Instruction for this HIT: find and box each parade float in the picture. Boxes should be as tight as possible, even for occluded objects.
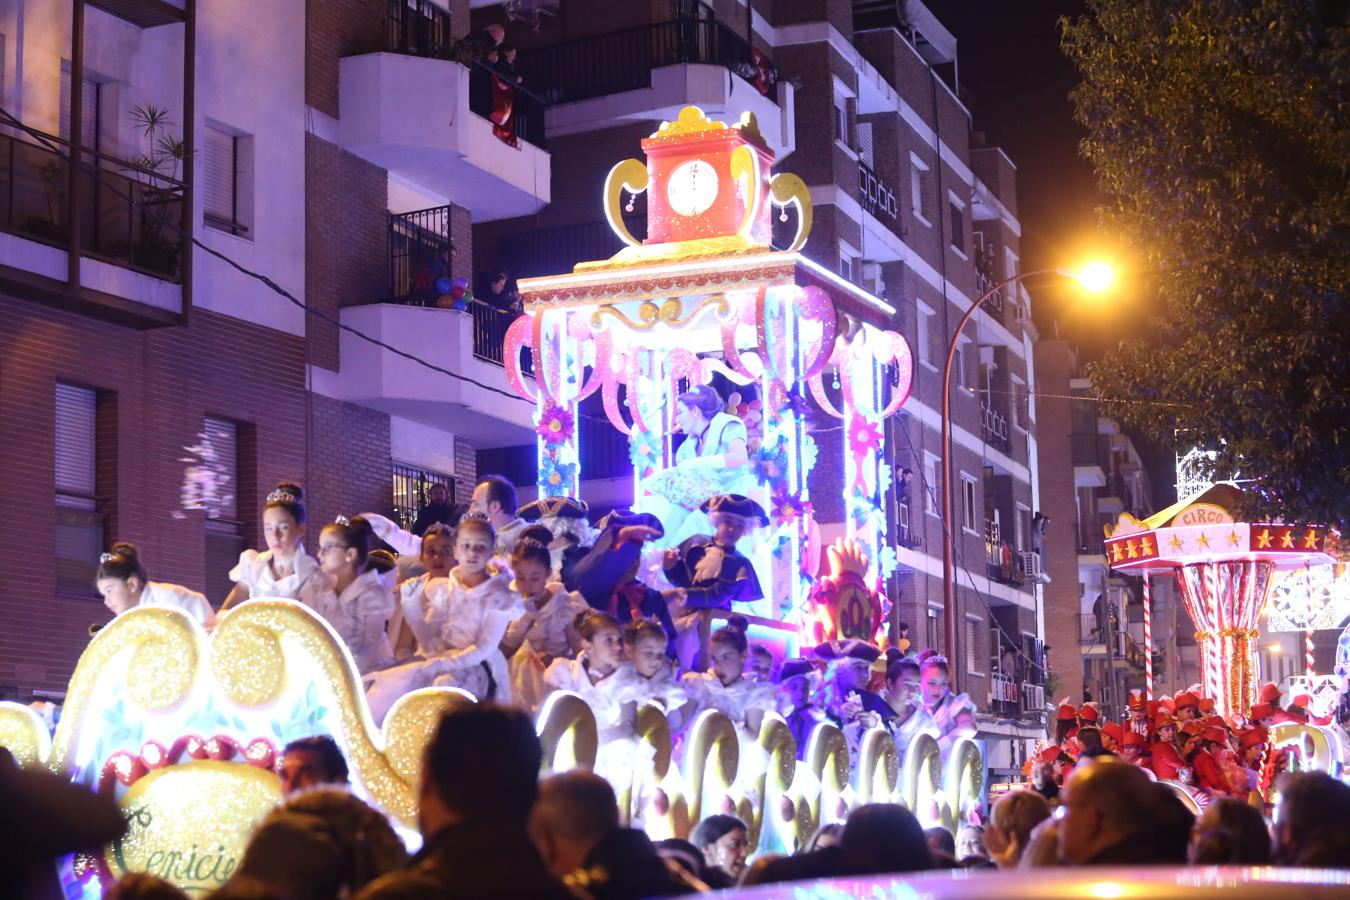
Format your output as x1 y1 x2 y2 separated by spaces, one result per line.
0 107 986 895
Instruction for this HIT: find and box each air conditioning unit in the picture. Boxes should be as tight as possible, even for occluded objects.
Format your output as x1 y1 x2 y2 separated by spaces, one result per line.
1022 682 1045 712
1020 551 1048 583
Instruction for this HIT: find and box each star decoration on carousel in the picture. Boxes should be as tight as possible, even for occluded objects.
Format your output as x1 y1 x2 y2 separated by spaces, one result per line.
1126 539 1139 559
1280 530 1295 549
1110 542 1124 562
1168 534 1184 552
1196 531 1211 550
1302 529 1318 549
1226 531 1240 548
1257 528 1273 548
1139 536 1154 555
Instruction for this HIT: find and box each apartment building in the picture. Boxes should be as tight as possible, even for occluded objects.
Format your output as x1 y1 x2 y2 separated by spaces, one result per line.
1035 339 1198 717
0 0 1048 771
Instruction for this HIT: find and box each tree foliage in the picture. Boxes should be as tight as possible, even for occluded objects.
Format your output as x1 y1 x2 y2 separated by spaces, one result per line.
1062 1 1349 528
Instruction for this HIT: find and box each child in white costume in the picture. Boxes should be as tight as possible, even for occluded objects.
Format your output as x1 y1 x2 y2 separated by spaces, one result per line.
500 535 588 712
310 516 396 674
95 542 217 629
222 483 326 611
605 618 691 730
365 516 520 721
542 610 624 730
385 522 456 662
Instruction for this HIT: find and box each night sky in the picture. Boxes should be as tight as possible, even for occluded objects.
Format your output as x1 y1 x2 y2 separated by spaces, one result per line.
930 1 1177 503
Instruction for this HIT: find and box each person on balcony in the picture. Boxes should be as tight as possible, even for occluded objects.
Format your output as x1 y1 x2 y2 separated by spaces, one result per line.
480 267 521 314
411 482 460 536
638 384 757 549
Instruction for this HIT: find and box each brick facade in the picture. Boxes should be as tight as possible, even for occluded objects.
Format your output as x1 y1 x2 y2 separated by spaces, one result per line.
305 394 393 531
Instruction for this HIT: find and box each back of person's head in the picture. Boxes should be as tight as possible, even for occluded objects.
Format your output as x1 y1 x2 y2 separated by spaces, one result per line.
804 822 843 852
1018 817 1061 868
1190 797 1270 865
1292 823 1350 868
96 541 149 584
106 873 188 899
424 704 541 825
654 837 705 878
534 770 619 849
1275 771 1350 862
843 804 933 874
276 789 408 888
991 789 1051 854
478 475 518 515
924 824 956 858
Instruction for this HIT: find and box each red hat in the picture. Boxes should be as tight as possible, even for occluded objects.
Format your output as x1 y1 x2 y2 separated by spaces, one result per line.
1158 697 1176 713
1127 690 1146 711
1123 730 1147 748
1250 702 1276 720
1179 721 1204 738
1057 702 1077 721
1204 726 1229 745
1040 745 1063 763
1239 728 1269 750
1154 710 1176 730
1079 704 1100 723
1260 682 1283 704
1102 721 1124 744
1175 692 1200 710
1206 715 1226 728
1292 694 1313 708
1199 697 1217 713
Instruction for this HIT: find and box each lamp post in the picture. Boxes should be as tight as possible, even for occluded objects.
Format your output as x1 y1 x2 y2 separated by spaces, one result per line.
940 264 1114 676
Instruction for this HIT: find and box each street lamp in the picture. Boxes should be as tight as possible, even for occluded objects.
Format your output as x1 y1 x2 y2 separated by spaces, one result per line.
940 264 1115 674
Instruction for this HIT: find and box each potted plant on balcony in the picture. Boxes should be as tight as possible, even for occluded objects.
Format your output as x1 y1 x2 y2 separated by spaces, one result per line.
122 104 190 278
23 159 68 244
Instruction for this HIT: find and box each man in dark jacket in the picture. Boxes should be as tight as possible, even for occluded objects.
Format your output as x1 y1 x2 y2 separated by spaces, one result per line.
570 510 678 650
530 771 685 899
411 482 459 536
1058 757 1173 865
354 705 572 899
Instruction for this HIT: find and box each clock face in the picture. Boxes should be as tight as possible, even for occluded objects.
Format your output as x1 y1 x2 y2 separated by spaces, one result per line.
666 159 720 217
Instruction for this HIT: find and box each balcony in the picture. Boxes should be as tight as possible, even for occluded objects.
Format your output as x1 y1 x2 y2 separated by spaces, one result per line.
975 259 1004 315
338 47 550 221
980 400 1011 454
984 523 1025 587
530 18 793 159
858 160 898 225
0 123 184 326
989 674 1018 719
497 220 627 281
1072 432 1109 487
328 302 536 448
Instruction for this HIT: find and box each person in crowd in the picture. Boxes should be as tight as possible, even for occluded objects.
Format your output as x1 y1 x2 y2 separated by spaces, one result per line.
651 838 714 889
223 483 325 610
107 874 188 899
517 496 593 585
312 516 396 673
386 522 455 661
1188 797 1271 864
689 814 749 887
543 610 624 728
1019 817 1062 868
805 822 842 852
956 825 989 865
1271 771 1350 866
1077 724 1104 755
1150 709 1188 781
776 658 822 759
1235 726 1268 791
1119 730 1149 766
529 771 686 899
1054 701 1078 745
355 705 571 899
468 475 528 556
1031 750 1064 804
1174 690 1201 721
1124 689 1150 737
748 645 774 682
278 735 350 797
1184 725 1241 795
365 515 520 718
571 511 678 651
983 788 1051 868
640 384 755 548
606 618 691 732
843 805 935 874
917 653 977 754
411 482 459 537
885 657 936 750
662 494 765 610
682 616 777 740
221 789 407 900
1058 757 1174 865
501 536 589 712
95 541 217 629
925 826 956 862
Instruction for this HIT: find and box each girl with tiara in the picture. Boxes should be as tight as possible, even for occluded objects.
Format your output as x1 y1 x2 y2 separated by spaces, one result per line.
542 610 623 728
222 483 325 610
95 542 217 629
500 535 589 712
605 618 692 732
310 515 397 674
386 522 455 662
365 515 520 721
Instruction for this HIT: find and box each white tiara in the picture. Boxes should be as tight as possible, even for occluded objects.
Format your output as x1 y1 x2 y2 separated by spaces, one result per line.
267 489 297 504
334 514 350 526
99 552 117 564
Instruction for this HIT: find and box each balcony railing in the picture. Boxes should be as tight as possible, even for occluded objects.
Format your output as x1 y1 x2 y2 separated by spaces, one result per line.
386 0 452 58
468 61 547 151
0 124 186 282
497 220 629 281
989 673 1019 719
985 522 1025 587
525 17 779 107
975 264 1003 314
858 160 897 223
1071 433 1110 469
389 205 452 304
980 400 1011 454
470 301 519 366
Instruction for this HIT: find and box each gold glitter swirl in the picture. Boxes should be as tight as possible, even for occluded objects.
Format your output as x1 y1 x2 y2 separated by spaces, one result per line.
635 702 672 780
902 732 943 818
211 620 285 707
0 701 52 767
769 172 813 252
383 688 476 784
857 726 900 805
682 710 739 824
537 691 599 774
942 737 984 832
752 715 797 850
49 607 206 774
808 723 850 801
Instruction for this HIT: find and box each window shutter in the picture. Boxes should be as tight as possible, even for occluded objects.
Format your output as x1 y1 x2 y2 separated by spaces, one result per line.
203 416 238 522
55 384 96 501
965 618 978 674
203 127 235 222
59 64 99 151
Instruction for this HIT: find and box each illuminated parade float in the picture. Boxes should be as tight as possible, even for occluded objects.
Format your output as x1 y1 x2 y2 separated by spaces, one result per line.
0 108 986 895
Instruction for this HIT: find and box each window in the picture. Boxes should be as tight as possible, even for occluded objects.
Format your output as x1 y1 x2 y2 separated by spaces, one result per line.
924 452 941 516
965 615 983 675
927 606 942 653
949 193 966 255
60 61 101 152
909 153 929 221
838 254 852 282
203 417 242 607
55 384 104 595
953 339 968 390
833 92 850 148
961 473 978 532
392 462 456 533
204 124 251 236
916 303 934 368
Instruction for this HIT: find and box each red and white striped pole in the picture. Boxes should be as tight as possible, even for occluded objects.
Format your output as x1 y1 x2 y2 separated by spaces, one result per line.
1305 563 1316 677
1142 575 1154 701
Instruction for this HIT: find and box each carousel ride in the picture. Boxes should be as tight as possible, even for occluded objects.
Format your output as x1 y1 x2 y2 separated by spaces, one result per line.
0 107 983 895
